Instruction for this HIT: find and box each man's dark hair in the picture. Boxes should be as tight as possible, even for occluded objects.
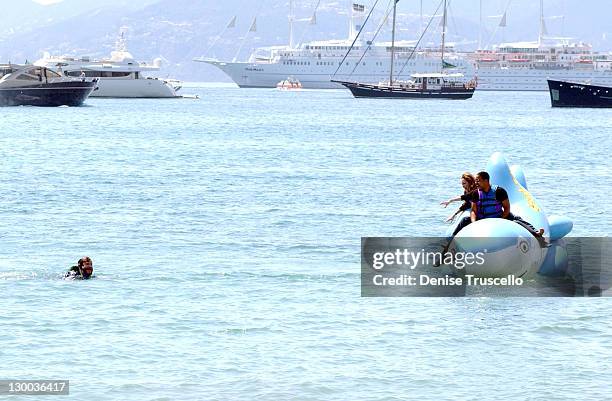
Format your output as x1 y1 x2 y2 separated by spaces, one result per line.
476 171 490 181
78 256 91 268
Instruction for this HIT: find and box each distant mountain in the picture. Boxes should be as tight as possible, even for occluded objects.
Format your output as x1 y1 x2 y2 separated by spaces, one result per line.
0 0 609 82
0 0 158 40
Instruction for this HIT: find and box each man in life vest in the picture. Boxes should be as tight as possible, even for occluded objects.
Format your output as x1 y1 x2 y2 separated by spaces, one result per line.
471 171 510 221
453 171 544 239
65 256 94 279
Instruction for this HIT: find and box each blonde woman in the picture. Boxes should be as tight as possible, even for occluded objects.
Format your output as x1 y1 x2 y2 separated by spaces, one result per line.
441 172 477 225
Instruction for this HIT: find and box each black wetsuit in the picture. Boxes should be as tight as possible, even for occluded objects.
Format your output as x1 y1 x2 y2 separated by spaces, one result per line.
64 265 92 279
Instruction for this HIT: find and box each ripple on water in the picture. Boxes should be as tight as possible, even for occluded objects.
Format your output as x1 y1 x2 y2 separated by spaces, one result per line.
0 88 611 400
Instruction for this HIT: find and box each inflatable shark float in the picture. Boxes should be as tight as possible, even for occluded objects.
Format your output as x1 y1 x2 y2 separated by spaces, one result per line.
446 152 573 278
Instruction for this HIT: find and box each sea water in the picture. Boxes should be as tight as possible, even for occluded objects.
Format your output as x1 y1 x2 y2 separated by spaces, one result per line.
1 84 611 400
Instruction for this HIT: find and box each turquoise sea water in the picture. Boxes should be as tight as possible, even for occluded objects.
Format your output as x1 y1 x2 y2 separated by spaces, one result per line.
1 84 611 400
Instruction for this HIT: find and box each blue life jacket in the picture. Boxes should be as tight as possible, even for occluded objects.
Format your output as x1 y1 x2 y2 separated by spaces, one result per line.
476 185 503 219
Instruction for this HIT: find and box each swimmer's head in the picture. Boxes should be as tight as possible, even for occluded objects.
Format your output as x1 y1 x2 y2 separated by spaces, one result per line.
78 256 93 279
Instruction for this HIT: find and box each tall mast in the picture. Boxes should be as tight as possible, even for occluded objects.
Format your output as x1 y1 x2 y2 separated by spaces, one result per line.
348 1 356 40
478 0 482 50
389 0 398 84
441 0 447 67
420 0 423 35
538 0 544 45
289 0 295 48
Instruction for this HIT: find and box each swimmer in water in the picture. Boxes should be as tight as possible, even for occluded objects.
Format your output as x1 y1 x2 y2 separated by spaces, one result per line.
65 256 94 279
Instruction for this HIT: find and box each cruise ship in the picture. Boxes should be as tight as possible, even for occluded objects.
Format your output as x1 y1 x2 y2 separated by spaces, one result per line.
197 2 612 91
470 40 612 91
199 41 472 89
196 3 473 89
35 31 182 98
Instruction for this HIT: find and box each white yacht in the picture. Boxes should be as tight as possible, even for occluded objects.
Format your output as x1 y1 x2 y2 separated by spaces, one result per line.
35 32 181 98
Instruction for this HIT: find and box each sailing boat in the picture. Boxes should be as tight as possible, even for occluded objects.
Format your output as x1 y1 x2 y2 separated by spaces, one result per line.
332 0 476 99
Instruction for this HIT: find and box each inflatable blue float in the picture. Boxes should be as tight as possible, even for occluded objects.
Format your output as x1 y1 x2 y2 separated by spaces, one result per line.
446 152 573 278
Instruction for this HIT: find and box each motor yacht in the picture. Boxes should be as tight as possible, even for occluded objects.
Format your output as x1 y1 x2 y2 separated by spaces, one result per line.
35 31 181 98
0 64 96 107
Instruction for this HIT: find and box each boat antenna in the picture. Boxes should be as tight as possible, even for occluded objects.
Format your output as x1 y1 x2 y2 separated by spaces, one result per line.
332 0 381 78
389 0 398 84
116 26 129 52
395 0 444 79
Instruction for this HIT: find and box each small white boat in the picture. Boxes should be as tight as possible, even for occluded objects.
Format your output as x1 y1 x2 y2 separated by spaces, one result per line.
276 77 302 90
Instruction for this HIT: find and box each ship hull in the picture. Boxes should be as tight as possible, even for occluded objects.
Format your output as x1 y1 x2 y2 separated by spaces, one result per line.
202 59 612 91
477 69 612 91
0 81 96 107
335 81 475 99
547 79 612 108
205 60 370 89
202 59 473 90
90 78 178 98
